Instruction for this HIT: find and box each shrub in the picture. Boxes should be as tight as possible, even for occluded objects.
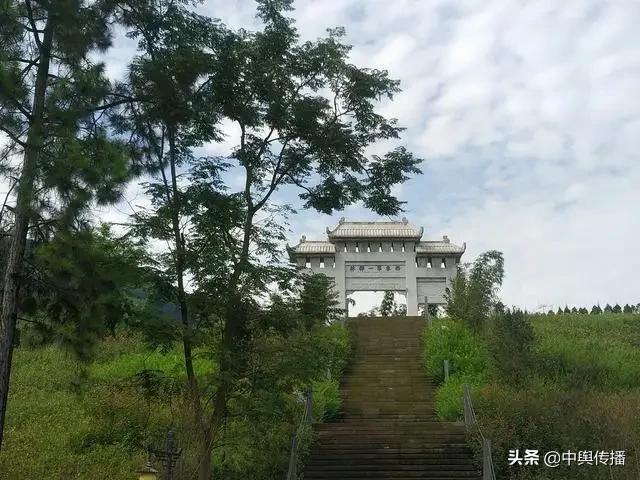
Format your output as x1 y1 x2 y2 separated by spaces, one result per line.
477 384 640 479
489 309 535 381
446 250 504 332
435 373 486 421
424 319 489 382
313 378 342 421
424 319 490 420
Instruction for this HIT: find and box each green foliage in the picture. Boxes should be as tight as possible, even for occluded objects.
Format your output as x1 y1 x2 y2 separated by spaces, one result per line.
0 345 143 480
477 384 640 479
380 291 394 317
298 274 344 327
1 318 350 480
445 250 504 332
212 318 350 479
424 308 640 478
0 0 136 220
590 304 602 314
434 373 482 421
424 319 489 384
531 312 640 389
312 377 343 421
489 309 535 381
424 318 489 420
18 226 154 358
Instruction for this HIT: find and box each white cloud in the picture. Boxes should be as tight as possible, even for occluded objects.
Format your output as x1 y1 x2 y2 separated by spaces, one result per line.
5 0 636 310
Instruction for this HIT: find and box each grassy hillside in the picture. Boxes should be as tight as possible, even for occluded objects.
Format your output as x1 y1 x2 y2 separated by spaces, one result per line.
424 312 640 479
0 326 349 480
533 313 640 388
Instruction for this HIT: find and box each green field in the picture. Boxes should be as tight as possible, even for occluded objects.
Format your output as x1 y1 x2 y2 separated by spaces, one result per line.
424 312 640 479
0 326 348 480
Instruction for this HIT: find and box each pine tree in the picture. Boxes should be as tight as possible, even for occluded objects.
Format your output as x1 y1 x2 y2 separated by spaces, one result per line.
623 304 633 314
0 0 132 448
590 305 602 314
563 306 571 314
571 306 578 314
110 3 226 474
380 291 395 317
557 307 563 315
604 304 613 313
612 303 622 314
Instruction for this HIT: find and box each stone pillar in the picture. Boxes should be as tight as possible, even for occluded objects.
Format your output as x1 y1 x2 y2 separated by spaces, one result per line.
404 243 418 316
334 246 347 317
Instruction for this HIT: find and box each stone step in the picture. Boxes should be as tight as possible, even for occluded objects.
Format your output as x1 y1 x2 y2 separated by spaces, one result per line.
304 472 479 479
302 316 478 480
316 424 464 433
305 464 477 471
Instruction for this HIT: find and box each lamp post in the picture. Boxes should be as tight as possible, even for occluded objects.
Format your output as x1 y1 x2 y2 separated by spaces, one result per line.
137 462 158 480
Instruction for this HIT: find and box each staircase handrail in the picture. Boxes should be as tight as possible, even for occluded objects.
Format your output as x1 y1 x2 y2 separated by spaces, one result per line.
286 384 314 480
463 383 496 480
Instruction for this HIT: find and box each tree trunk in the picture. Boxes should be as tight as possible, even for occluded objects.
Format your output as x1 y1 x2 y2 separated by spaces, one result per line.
166 129 196 383
165 129 211 480
201 201 255 479
0 10 55 451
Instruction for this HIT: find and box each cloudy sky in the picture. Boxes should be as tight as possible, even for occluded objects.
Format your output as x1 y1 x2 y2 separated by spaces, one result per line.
5 0 640 311
201 0 639 311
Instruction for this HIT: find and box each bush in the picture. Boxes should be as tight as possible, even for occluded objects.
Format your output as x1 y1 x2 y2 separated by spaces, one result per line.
477 384 640 479
435 373 486 421
2 320 351 480
424 319 489 420
424 319 489 382
313 378 342 421
489 309 535 381
446 250 504 332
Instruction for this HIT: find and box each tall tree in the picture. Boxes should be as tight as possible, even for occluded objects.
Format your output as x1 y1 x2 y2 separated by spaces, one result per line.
446 250 504 331
111 1 225 475
155 2 419 477
0 0 134 448
116 1 420 477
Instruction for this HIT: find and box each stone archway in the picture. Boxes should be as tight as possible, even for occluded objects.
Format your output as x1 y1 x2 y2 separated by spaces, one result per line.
287 219 466 316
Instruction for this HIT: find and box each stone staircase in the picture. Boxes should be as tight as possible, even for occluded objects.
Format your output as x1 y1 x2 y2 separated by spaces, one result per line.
303 316 480 480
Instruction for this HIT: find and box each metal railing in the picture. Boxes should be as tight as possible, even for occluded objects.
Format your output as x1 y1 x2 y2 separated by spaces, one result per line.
286 385 314 480
463 383 496 480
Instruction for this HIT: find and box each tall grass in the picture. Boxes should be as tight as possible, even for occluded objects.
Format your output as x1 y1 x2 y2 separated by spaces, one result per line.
423 318 489 420
531 313 640 389
0 345 143 480
423 312 640 478
0 323 350 480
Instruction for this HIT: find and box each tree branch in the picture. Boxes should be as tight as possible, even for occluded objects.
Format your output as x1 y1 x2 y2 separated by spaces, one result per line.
24 0 42 50
0 125 27 148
